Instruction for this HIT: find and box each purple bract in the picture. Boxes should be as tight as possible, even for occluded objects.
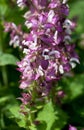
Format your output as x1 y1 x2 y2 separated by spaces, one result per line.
5 0 79 97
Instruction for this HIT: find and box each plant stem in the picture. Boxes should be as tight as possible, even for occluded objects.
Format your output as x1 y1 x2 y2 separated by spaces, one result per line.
1 66 8 87
0 25 8 87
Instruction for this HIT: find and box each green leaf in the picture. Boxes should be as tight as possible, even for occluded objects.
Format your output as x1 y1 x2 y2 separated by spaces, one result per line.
36 101 67 130
0 53 19 66
9 105 26 128
29 124 37 130
69 1 84 33
0 96 10 104
51 106 68 130
0 0 9 16
36 101 56 130
62 74 84 100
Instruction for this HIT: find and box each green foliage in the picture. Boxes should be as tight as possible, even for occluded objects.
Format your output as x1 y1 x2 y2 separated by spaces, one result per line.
61 74 84 101
4 100 68 130
58 74 84 129
37 101 67 130
69 0 84 33
9 105 27 128
37 101 56 130
0 53 19 66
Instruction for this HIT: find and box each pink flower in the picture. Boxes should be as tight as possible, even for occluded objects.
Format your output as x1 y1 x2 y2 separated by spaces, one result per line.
69 125 77 130
5 0 79 97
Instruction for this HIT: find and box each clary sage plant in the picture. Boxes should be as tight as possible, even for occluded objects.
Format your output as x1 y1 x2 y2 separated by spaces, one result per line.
4 0 79 129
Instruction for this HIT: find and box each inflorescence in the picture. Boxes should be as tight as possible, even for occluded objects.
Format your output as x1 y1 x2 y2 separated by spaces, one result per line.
5 0 79 104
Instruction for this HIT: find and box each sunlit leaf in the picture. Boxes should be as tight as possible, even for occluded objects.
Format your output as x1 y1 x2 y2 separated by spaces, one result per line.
69 1 84 33
37 101 67 130
0 53 19 66
36 101 56 130
9 105 26 128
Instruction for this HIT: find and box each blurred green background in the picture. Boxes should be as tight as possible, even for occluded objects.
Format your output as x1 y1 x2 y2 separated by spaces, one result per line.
0 0 84 130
